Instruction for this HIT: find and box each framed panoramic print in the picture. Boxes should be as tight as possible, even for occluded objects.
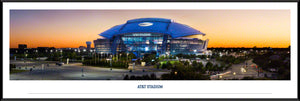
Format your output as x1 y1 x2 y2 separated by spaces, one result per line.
2 1 298 100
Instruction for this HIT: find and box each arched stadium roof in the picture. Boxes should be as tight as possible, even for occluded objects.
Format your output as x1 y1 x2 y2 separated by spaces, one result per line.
99 18 205 39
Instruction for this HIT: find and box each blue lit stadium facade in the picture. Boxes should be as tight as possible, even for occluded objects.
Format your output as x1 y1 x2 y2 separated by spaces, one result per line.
94 18 209 57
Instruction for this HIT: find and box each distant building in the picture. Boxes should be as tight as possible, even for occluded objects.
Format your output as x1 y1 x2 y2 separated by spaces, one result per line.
37 47 55 53
79 46 86 52
86 41 91 52
18 44 27 49
79 46 86 49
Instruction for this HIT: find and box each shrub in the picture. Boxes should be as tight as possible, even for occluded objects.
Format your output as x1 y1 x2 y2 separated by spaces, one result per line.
10 64 16 71
123 75 129 80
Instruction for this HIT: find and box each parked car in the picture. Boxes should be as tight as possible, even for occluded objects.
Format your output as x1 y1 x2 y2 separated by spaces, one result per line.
56 62 64 66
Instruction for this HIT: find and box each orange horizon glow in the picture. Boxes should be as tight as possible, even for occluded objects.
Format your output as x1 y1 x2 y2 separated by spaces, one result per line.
10 10 290 48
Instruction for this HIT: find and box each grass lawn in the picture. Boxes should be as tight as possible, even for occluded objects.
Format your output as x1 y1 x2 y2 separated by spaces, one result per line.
160 60 179 65
82 65 128 69
10 69 28 74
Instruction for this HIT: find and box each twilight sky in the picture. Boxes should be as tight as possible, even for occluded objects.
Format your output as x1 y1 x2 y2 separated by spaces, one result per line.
10 10 290 48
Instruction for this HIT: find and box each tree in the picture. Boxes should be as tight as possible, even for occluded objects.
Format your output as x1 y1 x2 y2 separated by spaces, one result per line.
162 63 167 69
156 63 161 69
242 77 255 80
150 73 157 80
123 75 129 80
166 61 172 70
184 61 189 66
71 52 77 59
158 55 165 61
220 63 226 71
233 59 240 64
192 61 198 68
142 54 156 64
129 75 136 80
205 62 213 71
10 64 16 71
213 64 219 71
197 62 204 72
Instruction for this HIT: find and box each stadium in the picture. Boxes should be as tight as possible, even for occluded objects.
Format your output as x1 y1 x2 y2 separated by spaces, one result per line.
94 18 209 58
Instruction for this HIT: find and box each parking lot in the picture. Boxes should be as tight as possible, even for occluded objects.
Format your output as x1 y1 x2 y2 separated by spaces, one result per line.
210 59 260 80
10 60 170 80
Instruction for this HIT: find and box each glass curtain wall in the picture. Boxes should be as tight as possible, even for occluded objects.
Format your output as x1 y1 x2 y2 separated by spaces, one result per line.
119 33 164 57
94 39 111 54
170 38 204 55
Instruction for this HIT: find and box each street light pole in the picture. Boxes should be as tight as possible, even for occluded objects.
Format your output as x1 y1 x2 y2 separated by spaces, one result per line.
110 55 112 67
127 53 129 62
116 53 118 61
60 50 63 62
25 52 27 69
